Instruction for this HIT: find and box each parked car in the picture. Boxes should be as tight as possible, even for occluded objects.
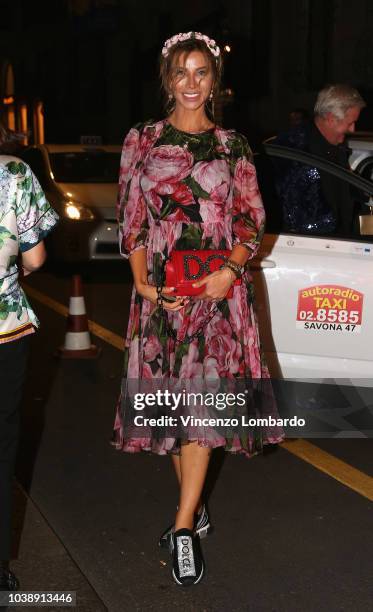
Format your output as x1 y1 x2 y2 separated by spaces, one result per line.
253 144 373 387
21 144 122 261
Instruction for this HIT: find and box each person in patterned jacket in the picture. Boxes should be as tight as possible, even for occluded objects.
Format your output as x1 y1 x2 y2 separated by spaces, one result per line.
0 122 58 591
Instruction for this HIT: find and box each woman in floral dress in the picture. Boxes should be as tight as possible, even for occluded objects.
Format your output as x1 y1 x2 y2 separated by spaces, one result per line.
113 32 284 586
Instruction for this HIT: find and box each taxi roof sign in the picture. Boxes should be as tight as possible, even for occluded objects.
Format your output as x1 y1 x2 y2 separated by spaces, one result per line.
80 135 103 145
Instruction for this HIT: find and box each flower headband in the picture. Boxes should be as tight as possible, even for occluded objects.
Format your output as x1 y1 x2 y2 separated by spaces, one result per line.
161 31 220 59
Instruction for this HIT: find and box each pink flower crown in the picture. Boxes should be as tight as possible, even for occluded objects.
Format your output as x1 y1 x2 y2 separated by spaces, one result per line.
161 31 220 59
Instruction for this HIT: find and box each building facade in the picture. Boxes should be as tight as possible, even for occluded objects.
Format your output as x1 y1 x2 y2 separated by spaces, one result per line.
1 0 372 147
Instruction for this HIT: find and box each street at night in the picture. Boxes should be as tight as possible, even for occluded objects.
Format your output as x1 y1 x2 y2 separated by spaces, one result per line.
2 1 373 610
7 263 372 611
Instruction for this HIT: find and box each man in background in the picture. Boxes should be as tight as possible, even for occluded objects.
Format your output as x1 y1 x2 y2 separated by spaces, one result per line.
274 84 366 235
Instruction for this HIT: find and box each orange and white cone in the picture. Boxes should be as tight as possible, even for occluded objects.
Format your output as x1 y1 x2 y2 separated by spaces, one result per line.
59 275 100 359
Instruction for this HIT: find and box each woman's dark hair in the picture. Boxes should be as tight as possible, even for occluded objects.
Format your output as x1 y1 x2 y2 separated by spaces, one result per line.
0 120 25 153
159 38 223 115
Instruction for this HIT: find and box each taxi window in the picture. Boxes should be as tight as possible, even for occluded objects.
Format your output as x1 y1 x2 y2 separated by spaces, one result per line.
256 148 373 241
49 151 120 183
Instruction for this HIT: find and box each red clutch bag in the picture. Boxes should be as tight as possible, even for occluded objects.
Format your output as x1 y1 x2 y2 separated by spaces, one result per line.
165 250 241 299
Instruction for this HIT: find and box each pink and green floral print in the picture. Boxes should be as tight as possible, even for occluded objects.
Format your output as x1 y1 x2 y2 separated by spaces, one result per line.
113 120 284 456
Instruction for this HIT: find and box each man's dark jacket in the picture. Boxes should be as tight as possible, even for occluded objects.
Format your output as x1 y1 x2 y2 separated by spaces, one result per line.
274 122 355 235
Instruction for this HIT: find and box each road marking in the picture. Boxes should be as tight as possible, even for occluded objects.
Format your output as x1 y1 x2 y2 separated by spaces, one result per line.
23 284 373 502
281 439 373 502
23 284 124 351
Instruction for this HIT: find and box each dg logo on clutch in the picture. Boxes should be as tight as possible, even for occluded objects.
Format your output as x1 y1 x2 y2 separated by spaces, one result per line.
183 253 227 281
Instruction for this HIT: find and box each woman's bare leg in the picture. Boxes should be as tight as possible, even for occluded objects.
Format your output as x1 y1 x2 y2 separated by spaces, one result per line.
171 453 204 517
171 454 204 513
174 442 211 531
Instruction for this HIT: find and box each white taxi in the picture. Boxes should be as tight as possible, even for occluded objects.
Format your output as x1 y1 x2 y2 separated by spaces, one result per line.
21 144 122 261
254 144 373 384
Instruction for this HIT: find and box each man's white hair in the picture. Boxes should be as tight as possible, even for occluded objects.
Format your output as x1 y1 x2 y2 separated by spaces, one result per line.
314 84 366 120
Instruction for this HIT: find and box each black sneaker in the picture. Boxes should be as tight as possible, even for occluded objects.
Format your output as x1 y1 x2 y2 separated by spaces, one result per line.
0 569 19 591
158 504 211 549
170 528 204 587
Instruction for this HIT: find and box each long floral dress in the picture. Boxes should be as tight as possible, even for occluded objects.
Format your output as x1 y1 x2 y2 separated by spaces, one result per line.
113 119 284 456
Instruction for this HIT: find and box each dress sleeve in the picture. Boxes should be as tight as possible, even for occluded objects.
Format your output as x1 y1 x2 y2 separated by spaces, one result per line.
12 161 59 253
117 125 149 259
231 134 265 260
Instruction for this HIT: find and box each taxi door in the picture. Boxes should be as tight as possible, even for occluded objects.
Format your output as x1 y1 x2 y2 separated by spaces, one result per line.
251 233 373 379
253 144 373 381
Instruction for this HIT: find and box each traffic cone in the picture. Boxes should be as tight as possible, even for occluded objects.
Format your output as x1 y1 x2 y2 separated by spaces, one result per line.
59 275 101 359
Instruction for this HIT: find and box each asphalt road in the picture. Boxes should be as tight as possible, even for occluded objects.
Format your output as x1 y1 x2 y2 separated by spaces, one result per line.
10 261 373 612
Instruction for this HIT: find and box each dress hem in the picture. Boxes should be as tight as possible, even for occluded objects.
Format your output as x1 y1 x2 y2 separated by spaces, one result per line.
111 433 285 458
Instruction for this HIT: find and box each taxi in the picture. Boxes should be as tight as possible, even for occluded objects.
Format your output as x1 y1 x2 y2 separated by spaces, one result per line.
253 144 373 383
21 144 122 261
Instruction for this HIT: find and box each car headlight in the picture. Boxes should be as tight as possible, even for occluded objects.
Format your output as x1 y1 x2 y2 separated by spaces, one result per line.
64 202 95 221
